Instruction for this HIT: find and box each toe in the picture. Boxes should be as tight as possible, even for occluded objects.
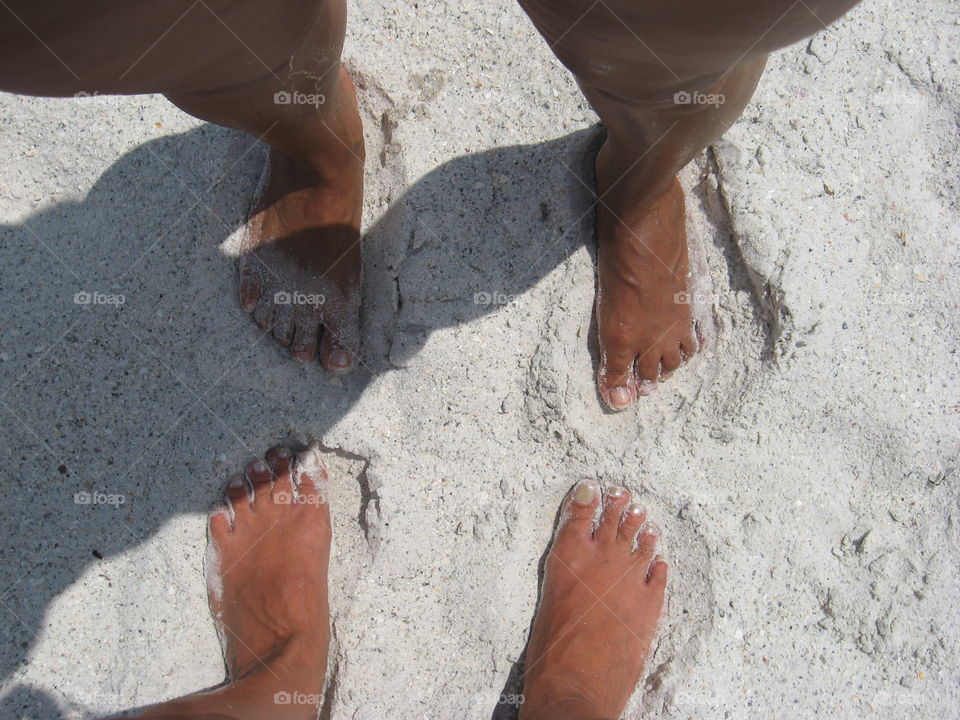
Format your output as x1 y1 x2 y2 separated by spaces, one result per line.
647 555 668 589
238 257 262 313
635 352 661 384
272 306 295 347
245 459 274 505
266 446 293 477
594 486 630 543
296 461 330 515
617 502 646 545
635 520 661 566
661 347 683 375
693 321 707 351
557 480 601 538
208 501 233 538
290 318 319 363
245 458 273 484
679 330 699 360
597 344 639 412
319 329 355 375
271 462 296 506
224 474 252 517
253 295 274 331
291 449 329 492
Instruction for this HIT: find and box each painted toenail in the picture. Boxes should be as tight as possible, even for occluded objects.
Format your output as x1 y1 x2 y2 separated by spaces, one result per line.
252 460 268 473
330 349 352 368
228 477 245 488
627 503 645 517
573 480 599 506
608 387 633 408
607 486 627 499
640 520 660 537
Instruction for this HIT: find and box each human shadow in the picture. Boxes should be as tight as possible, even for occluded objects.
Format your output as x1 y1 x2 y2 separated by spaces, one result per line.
0 119 601 718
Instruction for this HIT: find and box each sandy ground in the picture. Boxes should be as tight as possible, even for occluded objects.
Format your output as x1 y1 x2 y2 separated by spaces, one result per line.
1 0 958 718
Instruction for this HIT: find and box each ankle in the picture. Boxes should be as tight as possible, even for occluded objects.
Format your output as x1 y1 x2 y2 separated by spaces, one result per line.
520 697 614 720
520 676 618 720
596 141 678 215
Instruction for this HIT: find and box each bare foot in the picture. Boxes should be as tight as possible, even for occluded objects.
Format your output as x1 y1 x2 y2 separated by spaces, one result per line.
595 141 700 410
142 448 333 719
520 482 667 720
239 67 364 374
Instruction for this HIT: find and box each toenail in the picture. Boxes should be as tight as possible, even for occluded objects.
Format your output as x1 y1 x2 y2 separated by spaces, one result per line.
228 477 245 489
607 486 627 499
573 480 599 506
252 460 268 473
627 503 645 517
275 447 292 458
608 387 633 408
640 520 660 537
329 349 352 369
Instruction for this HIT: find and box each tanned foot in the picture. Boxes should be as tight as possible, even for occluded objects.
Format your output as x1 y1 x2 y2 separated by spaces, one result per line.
239 67 364 374
520 481 667 720
595 140 700 410
157 448 333 719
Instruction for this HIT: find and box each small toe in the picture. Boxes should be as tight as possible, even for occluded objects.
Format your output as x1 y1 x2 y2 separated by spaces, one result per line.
595 486 630 542
296 465 329 509
679 332 699 360
208 502 233 538
647 555 668 588
617 502 646 545
635 520 660 564
693 321 707 351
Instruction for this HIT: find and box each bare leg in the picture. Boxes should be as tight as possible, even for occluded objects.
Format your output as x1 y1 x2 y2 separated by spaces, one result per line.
519 482 667 719
0 0 363 372
518 0 861 410
127 449 332 720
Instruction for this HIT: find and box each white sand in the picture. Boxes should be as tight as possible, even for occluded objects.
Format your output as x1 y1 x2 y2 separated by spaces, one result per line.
0 0 957 718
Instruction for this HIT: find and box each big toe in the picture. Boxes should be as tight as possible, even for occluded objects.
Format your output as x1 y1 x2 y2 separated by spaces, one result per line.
556 480 601 542
598 341 639 412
